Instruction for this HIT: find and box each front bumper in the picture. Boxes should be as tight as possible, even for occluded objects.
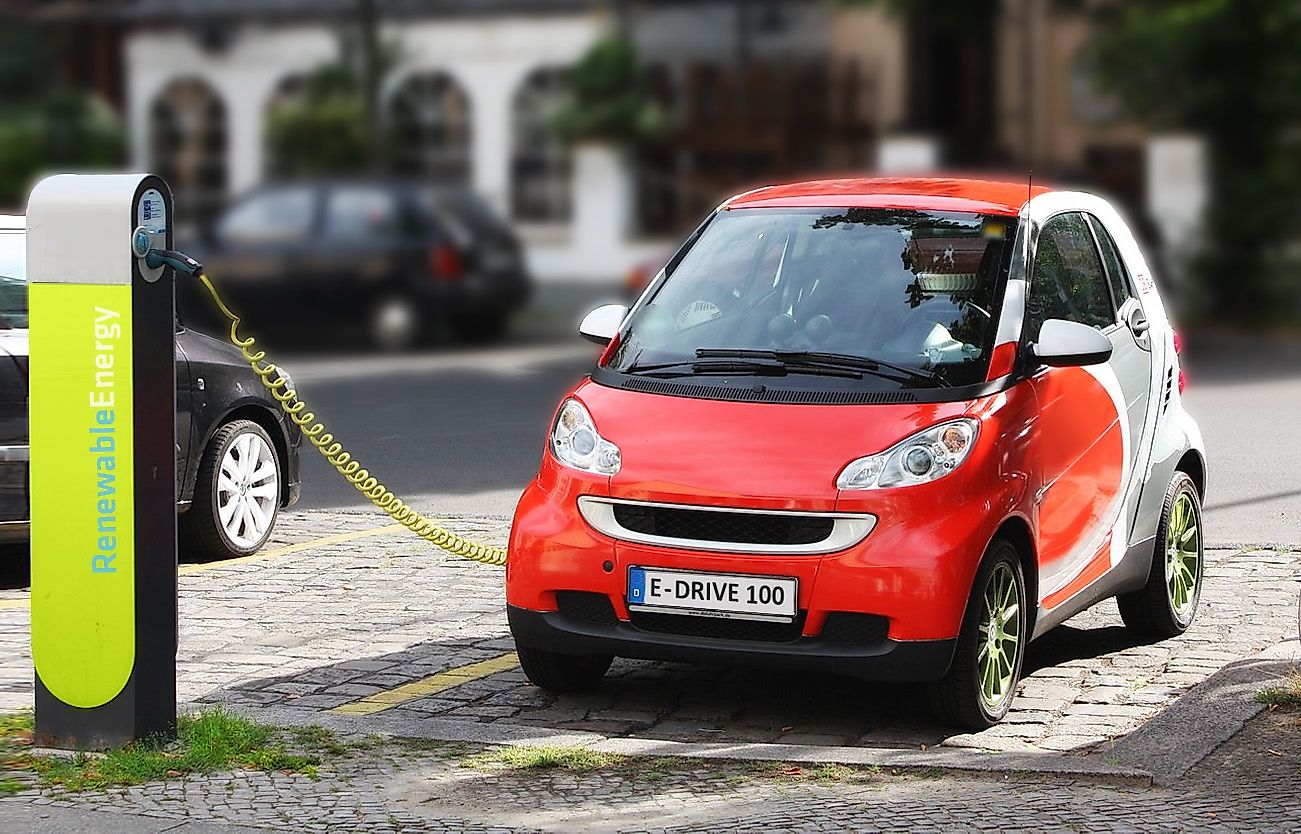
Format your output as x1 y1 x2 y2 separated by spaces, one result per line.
508 604 955 682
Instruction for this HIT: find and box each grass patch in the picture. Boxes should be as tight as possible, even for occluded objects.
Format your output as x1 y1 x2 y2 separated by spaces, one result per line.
0 710 33 743
462 745 622 773
461 745 897 788
1256 670 1301 709
4 708 342 792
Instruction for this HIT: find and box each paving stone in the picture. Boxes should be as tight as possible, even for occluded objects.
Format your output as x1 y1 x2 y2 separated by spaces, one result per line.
1 509 1298 832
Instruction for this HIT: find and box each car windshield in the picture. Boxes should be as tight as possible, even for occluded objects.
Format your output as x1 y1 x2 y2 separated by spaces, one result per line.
606 207 1017 389
0 230 27 329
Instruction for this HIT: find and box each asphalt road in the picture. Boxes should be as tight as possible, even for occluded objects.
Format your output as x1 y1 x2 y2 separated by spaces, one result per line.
285 333 1301 548
285 341 595 518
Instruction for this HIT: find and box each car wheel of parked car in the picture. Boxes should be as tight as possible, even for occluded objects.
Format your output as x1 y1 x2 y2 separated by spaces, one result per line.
1118 472 1203 639
370 293 424 352
181 419 281 561
516 645 613 692
927 538 1027 730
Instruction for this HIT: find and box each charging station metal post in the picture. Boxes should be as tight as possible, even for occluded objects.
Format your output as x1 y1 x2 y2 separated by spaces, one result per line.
27 174 178 749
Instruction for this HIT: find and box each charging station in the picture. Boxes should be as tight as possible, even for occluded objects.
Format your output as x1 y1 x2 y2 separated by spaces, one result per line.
27 174 178 749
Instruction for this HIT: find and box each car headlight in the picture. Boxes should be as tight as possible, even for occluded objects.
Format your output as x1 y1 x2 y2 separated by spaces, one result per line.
550 398 621 475
274 365 295 394
836 418 978 490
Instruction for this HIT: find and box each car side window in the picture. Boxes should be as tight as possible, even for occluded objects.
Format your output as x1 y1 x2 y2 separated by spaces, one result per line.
1087 215 1135 309
1026 212 1115 341
0 231 27 329
322 188 400 241
218 188 315 245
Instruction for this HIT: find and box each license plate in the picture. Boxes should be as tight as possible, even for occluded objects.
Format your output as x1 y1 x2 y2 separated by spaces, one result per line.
626 567 798 622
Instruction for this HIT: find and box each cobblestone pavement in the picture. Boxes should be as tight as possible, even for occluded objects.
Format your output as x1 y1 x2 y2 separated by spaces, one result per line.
3 508 1301 830
6 704 1301 833
2 509 1299 757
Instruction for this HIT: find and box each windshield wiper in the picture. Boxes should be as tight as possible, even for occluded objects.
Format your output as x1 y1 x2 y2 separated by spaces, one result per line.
695 348 951 387
622 356 860 379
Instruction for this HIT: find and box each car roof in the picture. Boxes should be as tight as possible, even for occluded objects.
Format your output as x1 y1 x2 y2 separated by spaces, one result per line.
725 177 1052 217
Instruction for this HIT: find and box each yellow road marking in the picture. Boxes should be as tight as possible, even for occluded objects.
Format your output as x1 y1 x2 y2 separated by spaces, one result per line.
0 522 407 612
330 652 519 716
178 522 404 575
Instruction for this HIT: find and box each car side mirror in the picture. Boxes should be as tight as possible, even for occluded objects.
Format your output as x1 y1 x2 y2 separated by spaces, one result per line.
1032 319 1113 367
578 304 628 346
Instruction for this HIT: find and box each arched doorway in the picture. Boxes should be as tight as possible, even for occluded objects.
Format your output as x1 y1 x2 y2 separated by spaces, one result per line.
149 77 228 229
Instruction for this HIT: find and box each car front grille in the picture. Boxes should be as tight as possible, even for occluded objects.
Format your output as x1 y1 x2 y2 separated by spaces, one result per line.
611 503 835 547
627 610 807 643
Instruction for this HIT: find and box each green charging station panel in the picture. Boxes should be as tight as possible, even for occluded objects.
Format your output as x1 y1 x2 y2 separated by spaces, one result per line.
27 174 177 750
30 283 137 708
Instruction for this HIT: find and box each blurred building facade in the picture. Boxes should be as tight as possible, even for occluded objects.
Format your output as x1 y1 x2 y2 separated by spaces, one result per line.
21 0 1202 283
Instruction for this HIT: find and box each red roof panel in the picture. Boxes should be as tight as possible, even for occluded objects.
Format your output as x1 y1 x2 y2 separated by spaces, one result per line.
726 176 1051 217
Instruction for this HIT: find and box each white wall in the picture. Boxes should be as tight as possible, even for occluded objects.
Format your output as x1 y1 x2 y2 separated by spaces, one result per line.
384 15 602 217
125 15 676 284
126 26 338 194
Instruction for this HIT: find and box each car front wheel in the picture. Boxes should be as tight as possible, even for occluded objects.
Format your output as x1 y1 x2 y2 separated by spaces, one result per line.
927 537 1027 730
516 645 612 692
181 419 281 561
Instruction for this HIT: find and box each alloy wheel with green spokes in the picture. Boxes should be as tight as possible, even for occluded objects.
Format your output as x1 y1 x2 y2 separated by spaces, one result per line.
977 561 1022 711
1164 492 1201 622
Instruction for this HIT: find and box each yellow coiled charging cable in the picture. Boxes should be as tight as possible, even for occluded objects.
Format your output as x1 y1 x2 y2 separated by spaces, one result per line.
196 271 509 567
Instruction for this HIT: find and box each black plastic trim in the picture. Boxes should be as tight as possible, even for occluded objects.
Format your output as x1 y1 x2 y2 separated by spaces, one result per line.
1031 535 1157 639
591 364 1021 405
508 605 956 682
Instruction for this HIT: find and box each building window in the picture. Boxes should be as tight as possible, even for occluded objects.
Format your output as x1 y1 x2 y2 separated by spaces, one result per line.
149 77 228 229
510 67 571 223
387 71 472 184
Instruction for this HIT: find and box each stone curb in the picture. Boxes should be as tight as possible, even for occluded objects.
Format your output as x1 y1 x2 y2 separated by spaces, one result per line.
1107 638 1300 784
216 702 1154 787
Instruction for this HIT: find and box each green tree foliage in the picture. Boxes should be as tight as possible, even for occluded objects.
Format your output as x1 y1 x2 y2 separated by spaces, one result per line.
1088 0 1301 321
552 36 666 145
264 66 370 178
0 24 124 208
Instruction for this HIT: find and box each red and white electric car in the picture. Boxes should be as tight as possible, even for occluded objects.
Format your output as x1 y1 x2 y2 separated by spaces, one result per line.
506 178 1206 729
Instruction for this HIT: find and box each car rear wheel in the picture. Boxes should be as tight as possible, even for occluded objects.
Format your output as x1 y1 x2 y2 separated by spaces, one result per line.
181 419 281 561
927 538 1027 730
370 293 424 352
516 644 612 692
1117 472 1203 638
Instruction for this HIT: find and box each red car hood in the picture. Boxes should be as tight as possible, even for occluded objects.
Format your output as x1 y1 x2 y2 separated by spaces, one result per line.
574 380 971 511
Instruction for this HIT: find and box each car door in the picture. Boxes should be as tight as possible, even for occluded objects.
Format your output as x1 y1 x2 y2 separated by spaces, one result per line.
175 331 193 499
0 230 27 526
313 185 414 298
1024 212 1127 601
191 186 320 326
1085 214 1155 536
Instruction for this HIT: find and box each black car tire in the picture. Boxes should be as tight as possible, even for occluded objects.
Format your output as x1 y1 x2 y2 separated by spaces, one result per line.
1118 472 1203 639
181 419 281 561
927 537 1028 730
516 644 612 692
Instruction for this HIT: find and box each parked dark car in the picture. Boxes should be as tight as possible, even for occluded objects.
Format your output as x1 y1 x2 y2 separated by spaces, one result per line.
183 180 532 350
0 216 301 560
